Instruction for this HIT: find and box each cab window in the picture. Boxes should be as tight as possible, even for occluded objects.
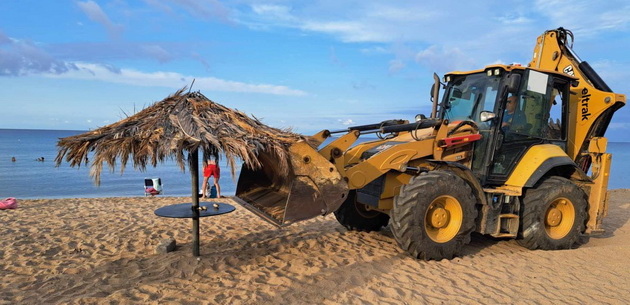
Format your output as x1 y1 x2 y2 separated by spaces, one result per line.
442 73 500 124
503 70 552 140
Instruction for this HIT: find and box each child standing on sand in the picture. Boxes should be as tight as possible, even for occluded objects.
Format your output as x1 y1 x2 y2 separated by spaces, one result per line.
202 156 221 198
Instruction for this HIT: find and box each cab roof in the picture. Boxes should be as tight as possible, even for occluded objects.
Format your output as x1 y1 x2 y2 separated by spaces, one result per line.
444 64 577 80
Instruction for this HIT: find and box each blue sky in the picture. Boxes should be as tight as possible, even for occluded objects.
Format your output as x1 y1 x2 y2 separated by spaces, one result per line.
1 0 629 141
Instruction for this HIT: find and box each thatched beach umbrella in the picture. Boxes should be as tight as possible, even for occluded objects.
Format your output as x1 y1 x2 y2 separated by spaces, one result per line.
55 88 308 256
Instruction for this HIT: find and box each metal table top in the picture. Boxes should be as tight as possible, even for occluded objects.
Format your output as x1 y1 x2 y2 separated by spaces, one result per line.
154 202 235 218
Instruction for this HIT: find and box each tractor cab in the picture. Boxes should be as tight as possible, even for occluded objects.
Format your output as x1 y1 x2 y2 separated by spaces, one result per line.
438 65 575 185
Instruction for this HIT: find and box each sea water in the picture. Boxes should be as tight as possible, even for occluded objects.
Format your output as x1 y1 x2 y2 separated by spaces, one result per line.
0 129 241 199
0 129 629 199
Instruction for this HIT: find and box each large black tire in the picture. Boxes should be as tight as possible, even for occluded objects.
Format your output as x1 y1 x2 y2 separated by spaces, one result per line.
334 190 390 232
391 171 477 260
517 176 588 250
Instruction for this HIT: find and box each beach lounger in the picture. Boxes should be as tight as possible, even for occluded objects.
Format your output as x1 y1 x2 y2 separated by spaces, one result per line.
144 178 163 196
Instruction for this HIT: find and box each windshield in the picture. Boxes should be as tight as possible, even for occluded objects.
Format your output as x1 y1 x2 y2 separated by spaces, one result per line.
442 73 500 123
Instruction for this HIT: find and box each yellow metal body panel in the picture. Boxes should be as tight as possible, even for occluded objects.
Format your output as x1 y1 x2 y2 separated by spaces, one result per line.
345 139 434 189
344 138 387 165
586 147 611 234
588 137 607 154
319 130 360 175
378 172 413 210
320 130 359 160
310 130 331 146
504 144 570 188
445 64 573 81
343 121 478 190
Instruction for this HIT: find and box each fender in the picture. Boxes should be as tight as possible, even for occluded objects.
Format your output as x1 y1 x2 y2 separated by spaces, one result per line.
505 144 591 189
428 160 488 206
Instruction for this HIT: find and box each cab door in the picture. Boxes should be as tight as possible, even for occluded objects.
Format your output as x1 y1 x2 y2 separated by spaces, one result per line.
486 69 570 185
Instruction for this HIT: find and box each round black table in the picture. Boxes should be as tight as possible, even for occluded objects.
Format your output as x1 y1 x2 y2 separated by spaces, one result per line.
154 202 235 218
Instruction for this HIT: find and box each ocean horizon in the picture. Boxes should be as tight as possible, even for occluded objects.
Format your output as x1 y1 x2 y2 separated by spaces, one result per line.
1 128 629 199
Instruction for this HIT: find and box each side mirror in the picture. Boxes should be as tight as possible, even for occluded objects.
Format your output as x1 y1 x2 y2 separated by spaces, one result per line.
505 74 521 94
480 111 497 122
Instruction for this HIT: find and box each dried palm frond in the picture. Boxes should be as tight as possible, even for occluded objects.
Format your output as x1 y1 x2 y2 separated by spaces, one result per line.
55 88 307 185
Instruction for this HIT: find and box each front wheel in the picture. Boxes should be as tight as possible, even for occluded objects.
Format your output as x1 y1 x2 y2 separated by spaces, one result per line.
391 171 477 260
517 176 588 250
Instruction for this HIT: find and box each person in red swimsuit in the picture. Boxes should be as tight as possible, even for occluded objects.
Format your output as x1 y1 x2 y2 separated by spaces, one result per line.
202 156 221 198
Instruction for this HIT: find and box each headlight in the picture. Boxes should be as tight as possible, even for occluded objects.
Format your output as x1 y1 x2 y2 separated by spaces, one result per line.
494 69 501 76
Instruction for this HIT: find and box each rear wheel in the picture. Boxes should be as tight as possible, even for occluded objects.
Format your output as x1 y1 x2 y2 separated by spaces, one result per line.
518 176 588 250
391 171 477 260
334 191 390 232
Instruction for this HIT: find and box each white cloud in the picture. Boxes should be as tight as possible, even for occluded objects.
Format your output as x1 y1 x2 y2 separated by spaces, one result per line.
415 45 477 74
0 34 76 76
533 0 630 37
136 0 630 76
234 1 537 71
77 1 123 38
365 5 437 22
143 0 231 22
238 2 472 44
43 62 307 96
229 0 629 76
338 119 355 126
388 59 405 74
300 20 379 43
609 122 630 130
497 14 533 25
589 60 630 94
252 4 294 21
360 46 389 54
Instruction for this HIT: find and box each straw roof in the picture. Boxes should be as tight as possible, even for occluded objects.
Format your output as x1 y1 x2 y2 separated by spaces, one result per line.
55 88 308 185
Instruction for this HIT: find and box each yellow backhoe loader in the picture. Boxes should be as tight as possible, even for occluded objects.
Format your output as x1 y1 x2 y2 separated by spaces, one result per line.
235 28 626 260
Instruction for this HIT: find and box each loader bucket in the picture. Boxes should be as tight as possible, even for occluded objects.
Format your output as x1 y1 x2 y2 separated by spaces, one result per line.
235 141 348 226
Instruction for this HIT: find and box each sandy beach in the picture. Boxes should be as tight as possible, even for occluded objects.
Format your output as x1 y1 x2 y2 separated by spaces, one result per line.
1 190 629 304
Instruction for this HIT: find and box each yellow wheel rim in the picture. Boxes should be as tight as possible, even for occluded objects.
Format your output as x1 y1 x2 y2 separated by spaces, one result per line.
424 195 463 243
544 197 575 239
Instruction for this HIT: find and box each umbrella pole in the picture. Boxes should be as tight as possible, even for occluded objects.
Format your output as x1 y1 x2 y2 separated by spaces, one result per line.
190 150 200 256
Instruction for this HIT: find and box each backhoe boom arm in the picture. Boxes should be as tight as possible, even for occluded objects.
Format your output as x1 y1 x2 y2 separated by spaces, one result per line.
529 27 626 163
530 28 625 234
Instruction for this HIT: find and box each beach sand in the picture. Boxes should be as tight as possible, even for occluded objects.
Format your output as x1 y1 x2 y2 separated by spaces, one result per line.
1 190 629 304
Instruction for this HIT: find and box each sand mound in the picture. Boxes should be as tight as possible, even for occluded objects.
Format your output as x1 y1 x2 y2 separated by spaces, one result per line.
1 190 629 304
